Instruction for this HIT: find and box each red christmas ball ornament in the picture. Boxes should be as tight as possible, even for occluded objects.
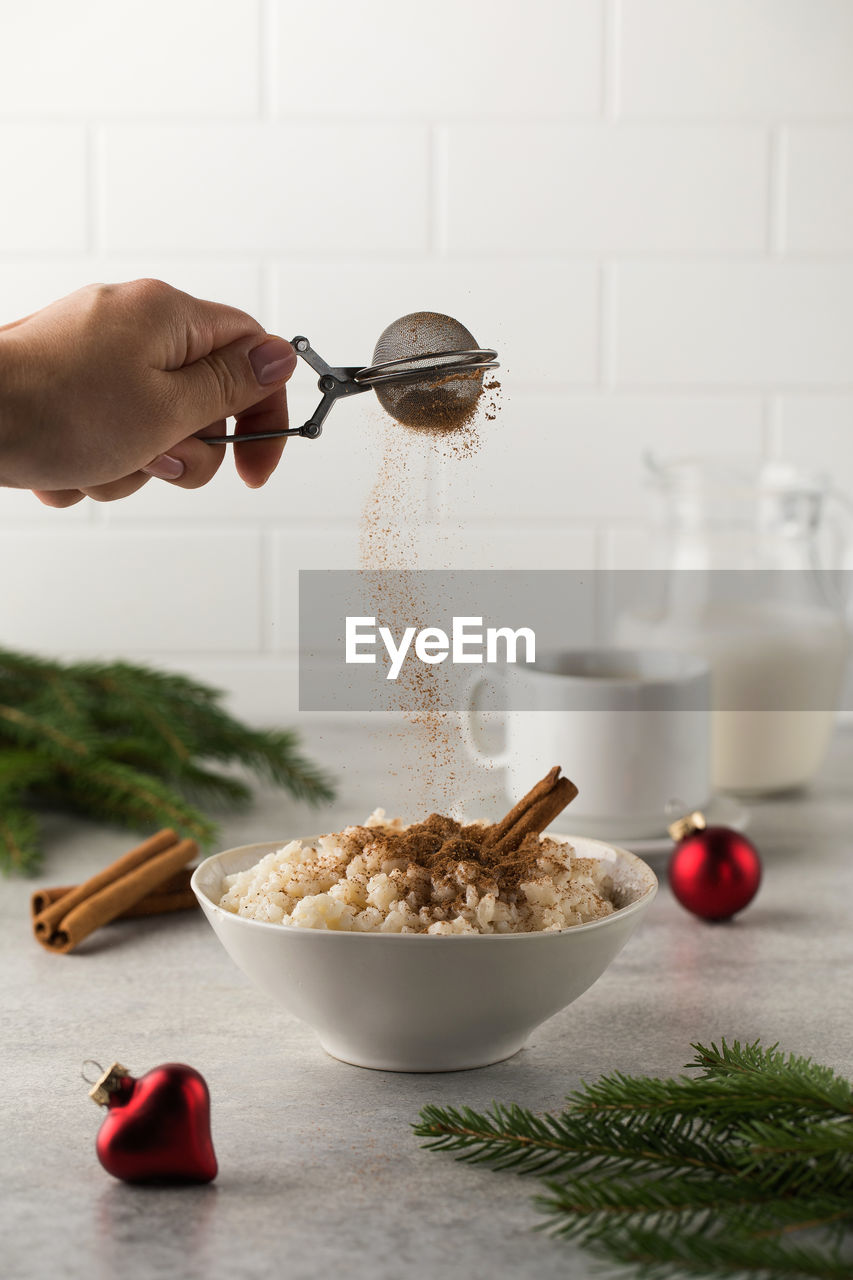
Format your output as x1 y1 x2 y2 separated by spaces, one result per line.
667 811 762 921
86 1060 217 1184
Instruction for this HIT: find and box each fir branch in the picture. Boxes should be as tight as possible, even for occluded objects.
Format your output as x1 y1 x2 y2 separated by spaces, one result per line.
46 757 217 844
0 648 336 874
565 1044 852 1127
0 648 63 697
416 1103 734 1181
0 702 93 758
689 1041 853 1115
584 1222 853 1280
158 762 253 810
0 791 41 874
0 748 56 791
738 1116 853 1162
414 1039 853 1280
98 738 254 808
74 660 335 802
533 1171 791 1238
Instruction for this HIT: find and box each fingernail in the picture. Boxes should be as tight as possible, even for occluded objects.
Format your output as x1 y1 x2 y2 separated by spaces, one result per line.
142 454 185 480
249 337 297 385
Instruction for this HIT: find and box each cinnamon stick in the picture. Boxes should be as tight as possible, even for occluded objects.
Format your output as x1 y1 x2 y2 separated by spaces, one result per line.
485 766 578 856
32 831 198 954
31 869 197 922
33 828 179 937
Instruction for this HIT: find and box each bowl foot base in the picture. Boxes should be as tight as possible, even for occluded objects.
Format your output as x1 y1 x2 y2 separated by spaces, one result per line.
318 1038 528 1073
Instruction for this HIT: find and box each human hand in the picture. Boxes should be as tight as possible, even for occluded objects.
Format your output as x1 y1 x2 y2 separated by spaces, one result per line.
0 278 298 505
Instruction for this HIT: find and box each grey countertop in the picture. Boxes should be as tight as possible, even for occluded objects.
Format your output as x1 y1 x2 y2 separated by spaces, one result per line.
3 721 853 1280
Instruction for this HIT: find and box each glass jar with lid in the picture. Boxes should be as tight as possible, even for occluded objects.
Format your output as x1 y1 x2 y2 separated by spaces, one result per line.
616 457 851 794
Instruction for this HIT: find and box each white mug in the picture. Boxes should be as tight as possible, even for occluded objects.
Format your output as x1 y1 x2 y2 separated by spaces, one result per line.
462 650 712 840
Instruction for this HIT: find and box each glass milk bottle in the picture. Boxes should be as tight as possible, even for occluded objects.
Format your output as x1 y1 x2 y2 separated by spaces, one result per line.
619 459 850 794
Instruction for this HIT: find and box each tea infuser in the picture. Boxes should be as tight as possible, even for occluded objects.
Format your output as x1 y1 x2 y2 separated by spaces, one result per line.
204 311 498 443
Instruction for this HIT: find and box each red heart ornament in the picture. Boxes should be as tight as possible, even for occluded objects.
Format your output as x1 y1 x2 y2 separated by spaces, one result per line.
91 1062 217 1184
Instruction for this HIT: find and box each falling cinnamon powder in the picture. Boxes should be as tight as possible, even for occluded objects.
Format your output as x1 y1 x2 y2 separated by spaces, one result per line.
358 369 502 811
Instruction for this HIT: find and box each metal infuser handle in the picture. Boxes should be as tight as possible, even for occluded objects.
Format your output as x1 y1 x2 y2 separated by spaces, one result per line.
204 336 370 444
204 321 499 444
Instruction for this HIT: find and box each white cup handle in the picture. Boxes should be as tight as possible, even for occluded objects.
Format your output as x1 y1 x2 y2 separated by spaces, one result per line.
460 674 511 769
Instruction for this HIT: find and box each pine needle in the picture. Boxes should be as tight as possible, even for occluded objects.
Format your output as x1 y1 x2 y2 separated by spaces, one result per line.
0 792 41 874
414 1040 853 1280
0 648 336 875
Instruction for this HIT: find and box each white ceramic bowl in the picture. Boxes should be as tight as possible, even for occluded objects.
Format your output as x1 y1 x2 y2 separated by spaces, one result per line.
191 834 657 1073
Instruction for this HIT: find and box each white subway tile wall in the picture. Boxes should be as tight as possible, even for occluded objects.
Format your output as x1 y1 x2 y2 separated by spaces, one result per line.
270 0 604 118
0 126 87 251
444 125 769 254
0 0 851 721
783 128 853 253
436 396 766 523
612 264 853 386
99 124 431 253
618 0 853 118
774 396 853 492
0 531 262 653
0 1 260 117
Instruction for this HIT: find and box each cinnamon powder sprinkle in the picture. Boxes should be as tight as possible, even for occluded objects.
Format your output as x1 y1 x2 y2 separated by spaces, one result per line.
340 813 567 909
356 340 503 812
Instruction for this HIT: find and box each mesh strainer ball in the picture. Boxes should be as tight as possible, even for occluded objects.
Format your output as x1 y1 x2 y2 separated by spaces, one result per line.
371 312 485 430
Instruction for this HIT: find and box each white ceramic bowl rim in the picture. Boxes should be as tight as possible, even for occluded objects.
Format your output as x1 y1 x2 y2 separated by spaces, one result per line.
191 833 658 942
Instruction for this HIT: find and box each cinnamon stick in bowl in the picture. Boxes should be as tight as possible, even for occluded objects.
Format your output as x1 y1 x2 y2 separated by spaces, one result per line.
484 766 578 856
32 829 198 954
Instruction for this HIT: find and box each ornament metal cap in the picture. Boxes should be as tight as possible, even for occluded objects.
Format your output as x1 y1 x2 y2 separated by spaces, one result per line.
668 811 708 843
86 1061 129 1107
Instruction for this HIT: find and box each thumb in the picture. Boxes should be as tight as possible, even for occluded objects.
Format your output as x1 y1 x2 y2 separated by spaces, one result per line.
169 335 298 428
